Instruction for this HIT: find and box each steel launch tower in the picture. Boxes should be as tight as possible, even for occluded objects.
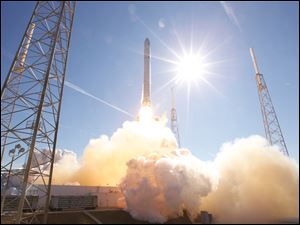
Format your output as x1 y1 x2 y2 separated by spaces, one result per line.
250 48 289 157
1 1 76 223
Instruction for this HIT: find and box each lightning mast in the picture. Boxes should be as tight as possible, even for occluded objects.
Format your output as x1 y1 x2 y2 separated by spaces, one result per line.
1 1 76 223
171 87 181 148
249 48 289 157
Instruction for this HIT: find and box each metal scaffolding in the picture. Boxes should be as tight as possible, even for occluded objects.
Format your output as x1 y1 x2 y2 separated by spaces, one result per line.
1 1 76 223
250 48 289 157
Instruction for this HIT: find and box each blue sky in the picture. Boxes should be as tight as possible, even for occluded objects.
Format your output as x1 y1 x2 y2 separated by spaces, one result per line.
1 1 299 161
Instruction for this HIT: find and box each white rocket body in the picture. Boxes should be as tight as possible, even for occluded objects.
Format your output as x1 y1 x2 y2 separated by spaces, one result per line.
142 38 151 106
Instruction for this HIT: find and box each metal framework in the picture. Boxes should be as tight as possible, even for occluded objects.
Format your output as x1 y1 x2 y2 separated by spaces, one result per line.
250 48 289 157
1 1 76 223
171 87 181 148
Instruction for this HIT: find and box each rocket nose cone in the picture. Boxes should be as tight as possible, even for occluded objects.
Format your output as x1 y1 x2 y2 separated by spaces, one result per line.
144 38 150 46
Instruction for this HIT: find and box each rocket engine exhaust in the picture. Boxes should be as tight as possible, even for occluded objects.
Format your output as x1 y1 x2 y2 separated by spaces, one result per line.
142 38 151 107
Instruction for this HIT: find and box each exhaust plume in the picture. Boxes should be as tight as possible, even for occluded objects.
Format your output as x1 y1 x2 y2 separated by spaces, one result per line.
54 117 177 186
51 118 298 223
201 135 299 223
120 149 217 223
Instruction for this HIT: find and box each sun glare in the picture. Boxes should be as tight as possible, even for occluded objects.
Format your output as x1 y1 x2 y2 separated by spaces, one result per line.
175 54 207 84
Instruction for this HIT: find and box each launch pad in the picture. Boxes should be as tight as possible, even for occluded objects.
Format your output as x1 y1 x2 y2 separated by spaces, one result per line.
1 2 297 225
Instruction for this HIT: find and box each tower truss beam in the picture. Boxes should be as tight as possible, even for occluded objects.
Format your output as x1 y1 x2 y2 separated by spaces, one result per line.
1 1 76 223
250 48 289 157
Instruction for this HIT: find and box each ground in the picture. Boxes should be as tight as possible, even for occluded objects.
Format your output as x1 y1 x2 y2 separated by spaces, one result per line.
31 208 193 224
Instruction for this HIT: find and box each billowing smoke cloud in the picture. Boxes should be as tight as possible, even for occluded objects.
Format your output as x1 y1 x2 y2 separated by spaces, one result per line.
52 118 298 223
52 149 80 185
120 149 217 223
54 118 177 186
201 135 299 223
117 135 298 223
3 148 80 193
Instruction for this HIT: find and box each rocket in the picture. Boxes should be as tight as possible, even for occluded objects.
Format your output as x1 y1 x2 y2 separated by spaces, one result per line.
142 38 151 106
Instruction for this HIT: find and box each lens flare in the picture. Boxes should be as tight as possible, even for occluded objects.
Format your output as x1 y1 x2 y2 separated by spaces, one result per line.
176 54 207 83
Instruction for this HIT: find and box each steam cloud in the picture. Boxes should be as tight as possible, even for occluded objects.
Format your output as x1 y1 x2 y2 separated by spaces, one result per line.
201 135 299 223
52 119 299 223
53 118 176 186
120 149 217 223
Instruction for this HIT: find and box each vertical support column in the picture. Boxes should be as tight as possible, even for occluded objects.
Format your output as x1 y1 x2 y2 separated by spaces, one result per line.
249 48 289 157
15 3 66 223
1 1 76 223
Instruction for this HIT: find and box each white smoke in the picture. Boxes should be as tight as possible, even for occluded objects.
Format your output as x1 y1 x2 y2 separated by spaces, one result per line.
52 149 80 185
120 149 217 223
31 149 80 176
51 118 298 223
53 117 176 186
201 135 299 223
119 134 299 223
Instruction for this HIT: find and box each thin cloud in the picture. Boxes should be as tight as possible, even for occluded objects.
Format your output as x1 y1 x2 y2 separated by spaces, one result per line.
64 80 134 118
220 1 242 32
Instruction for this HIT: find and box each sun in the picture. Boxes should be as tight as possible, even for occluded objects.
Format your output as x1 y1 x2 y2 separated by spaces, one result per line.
175 53 208 84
